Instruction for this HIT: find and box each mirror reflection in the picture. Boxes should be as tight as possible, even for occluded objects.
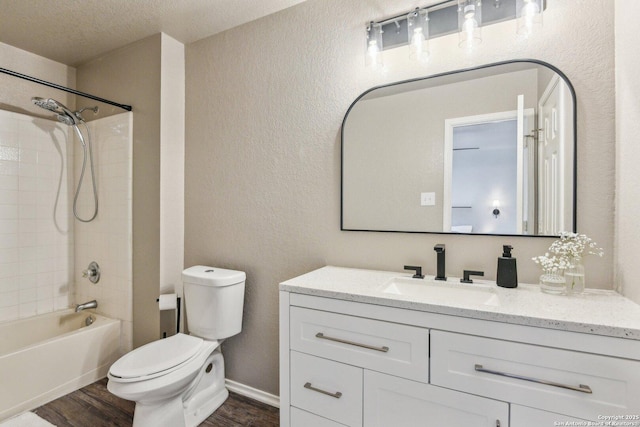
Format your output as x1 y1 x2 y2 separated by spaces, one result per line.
342 60 576 236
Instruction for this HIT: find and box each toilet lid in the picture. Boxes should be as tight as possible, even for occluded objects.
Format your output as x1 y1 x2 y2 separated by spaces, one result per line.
110 333 204 379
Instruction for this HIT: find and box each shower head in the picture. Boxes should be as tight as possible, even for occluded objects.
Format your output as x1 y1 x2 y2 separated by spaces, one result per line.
31 96 79 125
32 97 60 112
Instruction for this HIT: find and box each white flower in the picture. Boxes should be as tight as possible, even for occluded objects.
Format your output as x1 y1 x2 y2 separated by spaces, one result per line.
532 232 603 274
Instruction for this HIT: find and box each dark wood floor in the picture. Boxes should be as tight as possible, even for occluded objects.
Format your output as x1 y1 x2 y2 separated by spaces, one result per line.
34 378 279 427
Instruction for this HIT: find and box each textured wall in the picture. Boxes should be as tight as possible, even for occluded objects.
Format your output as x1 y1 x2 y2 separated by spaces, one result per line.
185 0 615 395
615 0 640 305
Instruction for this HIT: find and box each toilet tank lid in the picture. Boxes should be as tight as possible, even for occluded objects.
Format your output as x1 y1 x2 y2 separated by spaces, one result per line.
182 265 246 287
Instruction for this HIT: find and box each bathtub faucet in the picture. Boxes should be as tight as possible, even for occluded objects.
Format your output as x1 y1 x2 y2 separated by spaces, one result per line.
75 300 98 312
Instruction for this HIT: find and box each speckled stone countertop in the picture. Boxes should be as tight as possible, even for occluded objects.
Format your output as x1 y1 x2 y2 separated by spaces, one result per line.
280 266 640 340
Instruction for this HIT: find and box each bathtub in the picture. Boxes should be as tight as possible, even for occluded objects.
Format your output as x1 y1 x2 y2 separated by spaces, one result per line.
0 309 121 420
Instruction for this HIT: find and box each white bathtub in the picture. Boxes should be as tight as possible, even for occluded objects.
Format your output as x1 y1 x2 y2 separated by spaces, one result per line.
0 309 121 420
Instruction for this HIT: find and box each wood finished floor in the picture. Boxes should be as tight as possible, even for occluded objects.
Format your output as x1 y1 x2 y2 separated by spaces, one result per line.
34 378 279 427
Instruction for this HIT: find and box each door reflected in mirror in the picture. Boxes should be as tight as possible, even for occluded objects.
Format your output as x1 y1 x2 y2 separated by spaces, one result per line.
341 60 576 236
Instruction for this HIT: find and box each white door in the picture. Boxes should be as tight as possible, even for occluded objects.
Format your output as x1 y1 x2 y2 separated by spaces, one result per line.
538 75 570 235
444 107 533 235
518 95 536 235
364 370 508 427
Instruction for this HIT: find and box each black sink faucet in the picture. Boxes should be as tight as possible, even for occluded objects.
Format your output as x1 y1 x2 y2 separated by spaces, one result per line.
404 265 424 279
434 244 446 281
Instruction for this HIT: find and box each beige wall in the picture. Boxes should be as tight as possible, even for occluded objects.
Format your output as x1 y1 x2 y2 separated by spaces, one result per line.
77 34 163 347
159 34 186 335
185 0 615 395
77 33 186 346
0 42 76 118
615 0 640 305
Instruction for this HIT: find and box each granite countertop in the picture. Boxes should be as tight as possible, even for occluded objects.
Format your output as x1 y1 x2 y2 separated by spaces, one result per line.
280 266 640 340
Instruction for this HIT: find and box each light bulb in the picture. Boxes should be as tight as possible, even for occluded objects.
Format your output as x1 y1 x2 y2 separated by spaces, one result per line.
407 8 430 64
365 22 384 69
368 40 379 58
458 1 482 49
517 0 542 37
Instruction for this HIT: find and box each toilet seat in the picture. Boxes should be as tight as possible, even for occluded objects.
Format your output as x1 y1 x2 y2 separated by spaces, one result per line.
109 333 208 382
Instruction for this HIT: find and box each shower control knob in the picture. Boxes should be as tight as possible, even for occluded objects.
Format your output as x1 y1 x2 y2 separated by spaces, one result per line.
83 261 101 284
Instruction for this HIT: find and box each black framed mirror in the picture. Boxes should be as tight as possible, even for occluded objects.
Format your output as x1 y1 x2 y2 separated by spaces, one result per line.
341 60 576 236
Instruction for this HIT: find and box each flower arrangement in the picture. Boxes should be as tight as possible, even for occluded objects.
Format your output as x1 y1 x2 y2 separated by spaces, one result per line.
532 232 604 274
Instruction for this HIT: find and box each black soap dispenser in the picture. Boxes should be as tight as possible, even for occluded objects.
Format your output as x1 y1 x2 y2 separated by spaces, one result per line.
496 245 518 288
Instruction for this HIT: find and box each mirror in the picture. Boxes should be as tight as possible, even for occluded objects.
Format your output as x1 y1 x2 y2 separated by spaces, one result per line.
341 60 576 236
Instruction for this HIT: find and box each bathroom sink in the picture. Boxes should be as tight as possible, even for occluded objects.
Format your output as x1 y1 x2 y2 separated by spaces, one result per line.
379 277 500 307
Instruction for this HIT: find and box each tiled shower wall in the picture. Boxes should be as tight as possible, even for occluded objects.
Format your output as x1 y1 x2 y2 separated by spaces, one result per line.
74 112 133 353
0 109 74 322
0 110 133 353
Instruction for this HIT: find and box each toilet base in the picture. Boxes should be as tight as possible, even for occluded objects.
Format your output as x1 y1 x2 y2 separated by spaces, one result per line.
185 386 229 427
184 348 228 426
125 346 229 427
133 396 185 427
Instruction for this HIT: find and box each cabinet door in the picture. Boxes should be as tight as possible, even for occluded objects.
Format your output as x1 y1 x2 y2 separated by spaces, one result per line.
511 405 592 426
364 371 508 427
291 407 348 427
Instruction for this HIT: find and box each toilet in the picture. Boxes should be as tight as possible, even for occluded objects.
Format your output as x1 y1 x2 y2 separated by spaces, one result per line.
107 266 245 427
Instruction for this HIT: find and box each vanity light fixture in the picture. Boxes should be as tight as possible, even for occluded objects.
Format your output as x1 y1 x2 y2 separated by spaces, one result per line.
516 0 543 38
493 200 501 218
365 0 546 68
458 0 482 49
407 8 430 63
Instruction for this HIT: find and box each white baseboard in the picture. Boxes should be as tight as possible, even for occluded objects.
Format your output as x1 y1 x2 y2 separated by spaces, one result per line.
225 379 280 409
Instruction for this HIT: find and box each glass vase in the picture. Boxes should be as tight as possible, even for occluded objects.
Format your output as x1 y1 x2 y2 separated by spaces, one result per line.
540 273 566 295
564 261 585 294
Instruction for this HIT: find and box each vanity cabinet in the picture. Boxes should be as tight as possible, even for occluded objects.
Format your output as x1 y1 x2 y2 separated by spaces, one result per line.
280 267 640 427
287 306 504 426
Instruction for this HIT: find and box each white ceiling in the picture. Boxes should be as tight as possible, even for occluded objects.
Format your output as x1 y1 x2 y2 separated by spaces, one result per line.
0 0 307 66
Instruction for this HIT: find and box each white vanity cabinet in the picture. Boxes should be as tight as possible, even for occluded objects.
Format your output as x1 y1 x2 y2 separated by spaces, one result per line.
284 300 508 427
279 267 640 427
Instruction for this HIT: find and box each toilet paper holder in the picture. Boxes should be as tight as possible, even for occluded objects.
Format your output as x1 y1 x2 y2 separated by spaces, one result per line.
156 294 181 335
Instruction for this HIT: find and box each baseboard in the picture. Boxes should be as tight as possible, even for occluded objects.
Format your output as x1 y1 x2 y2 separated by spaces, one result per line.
225 379 280 409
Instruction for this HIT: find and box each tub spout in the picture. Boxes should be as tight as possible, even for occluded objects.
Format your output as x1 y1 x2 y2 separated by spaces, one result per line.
75 300 97 312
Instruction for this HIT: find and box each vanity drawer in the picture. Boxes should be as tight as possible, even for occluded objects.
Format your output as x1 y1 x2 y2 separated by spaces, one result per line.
290 351 363 427
291 407 348 427
290 306 429 382
431 331 640 420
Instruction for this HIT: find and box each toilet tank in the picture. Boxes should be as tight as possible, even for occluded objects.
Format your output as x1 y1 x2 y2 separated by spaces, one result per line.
182 266 245 340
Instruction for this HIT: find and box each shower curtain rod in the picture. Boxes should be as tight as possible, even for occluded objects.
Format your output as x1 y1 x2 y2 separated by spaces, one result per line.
0 67 132 112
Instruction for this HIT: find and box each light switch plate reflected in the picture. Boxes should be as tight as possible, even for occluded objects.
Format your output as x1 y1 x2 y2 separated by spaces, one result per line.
421 192 435 206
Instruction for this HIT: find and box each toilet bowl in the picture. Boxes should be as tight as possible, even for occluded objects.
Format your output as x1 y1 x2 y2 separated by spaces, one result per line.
107 266 245 427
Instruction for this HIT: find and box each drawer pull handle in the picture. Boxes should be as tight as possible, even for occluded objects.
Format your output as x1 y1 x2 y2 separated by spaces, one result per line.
474 364 593 394
315 332 390 353
304 382 343 399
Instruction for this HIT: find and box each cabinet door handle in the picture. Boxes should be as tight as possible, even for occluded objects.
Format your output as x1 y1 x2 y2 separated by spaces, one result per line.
304 382 343 399
474 364 593 394
315 332 389 353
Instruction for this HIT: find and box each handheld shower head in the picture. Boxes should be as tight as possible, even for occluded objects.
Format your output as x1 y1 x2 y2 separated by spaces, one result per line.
32 97 60 112
31 96 79 125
